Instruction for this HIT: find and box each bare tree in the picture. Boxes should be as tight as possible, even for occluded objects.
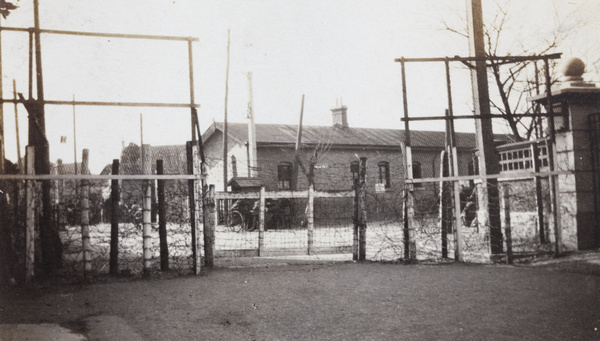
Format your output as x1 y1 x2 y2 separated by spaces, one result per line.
439 0 586 140
294 126 336 188
0 0 17 18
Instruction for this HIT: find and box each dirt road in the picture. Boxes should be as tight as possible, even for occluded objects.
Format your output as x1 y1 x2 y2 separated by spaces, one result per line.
1 259 599 340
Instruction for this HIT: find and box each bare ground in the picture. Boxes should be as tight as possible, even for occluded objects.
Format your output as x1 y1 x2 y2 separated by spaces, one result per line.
1 257 599 340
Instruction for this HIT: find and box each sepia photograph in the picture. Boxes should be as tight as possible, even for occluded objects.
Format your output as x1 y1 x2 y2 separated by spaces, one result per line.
0 0 599 339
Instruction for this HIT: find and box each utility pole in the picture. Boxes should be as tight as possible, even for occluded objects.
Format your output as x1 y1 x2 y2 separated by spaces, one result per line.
0 16 4 175
466 0 503 254
223 29 230 190
247 72 257 177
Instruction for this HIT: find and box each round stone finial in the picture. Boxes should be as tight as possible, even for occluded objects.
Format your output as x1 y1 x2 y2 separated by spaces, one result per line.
559 57 585 78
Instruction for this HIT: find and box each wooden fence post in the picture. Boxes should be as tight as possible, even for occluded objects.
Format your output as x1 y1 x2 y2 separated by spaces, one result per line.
502 184 513 264
307 185 315 255
352 163 359 261
110 159 119 275
439 150 451 259
531 143 546 244
186 141 201 275
203 185 215 267
25 146 35 283
451 147 463 262
157 159 168 271
358 157 367 261
80 149 91 277
259 187 265 256
142 144 152 276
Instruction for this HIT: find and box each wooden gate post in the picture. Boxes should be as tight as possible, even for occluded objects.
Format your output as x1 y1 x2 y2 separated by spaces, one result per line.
203 185 215 267
157 159 169 271
307 185 315 255
80 149 91 276
109 159 120 275
259 187 265 256
25 146 35 283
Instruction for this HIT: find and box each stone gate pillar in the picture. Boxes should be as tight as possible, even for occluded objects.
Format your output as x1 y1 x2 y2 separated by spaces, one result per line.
530 57 600 251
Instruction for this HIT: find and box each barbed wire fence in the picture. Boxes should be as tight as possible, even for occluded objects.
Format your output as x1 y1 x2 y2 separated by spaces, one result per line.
0 130 588 285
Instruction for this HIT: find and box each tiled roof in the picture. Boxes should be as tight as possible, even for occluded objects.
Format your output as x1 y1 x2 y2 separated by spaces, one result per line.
206 122 512 149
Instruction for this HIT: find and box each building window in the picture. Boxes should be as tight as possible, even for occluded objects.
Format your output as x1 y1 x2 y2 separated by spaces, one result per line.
377 161 391 189
350 160 359 177
412 162 422 188
278 162 292 189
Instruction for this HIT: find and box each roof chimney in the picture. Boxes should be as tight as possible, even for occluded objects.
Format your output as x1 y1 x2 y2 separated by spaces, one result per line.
331 105 348 128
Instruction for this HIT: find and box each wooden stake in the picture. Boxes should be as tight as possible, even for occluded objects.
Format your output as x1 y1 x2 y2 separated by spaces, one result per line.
25 146 35 283
451 147 463 262
307 185 314 255
203 185 215 267
186 141 200 274
157 159 168 271
109 159 119 275
80 149 91 276
142 144 152 275
531 143 546 244
358 157 368 261
502 184 513 264
259 186 265 256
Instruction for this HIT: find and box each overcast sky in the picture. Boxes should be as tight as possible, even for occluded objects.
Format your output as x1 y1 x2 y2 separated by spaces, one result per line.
2 0 599 172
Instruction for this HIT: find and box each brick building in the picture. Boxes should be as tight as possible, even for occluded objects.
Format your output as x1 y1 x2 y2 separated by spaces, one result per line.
202 105 492 194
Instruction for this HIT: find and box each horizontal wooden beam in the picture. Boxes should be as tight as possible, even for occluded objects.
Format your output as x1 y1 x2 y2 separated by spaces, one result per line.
1 26 199 42
395 53 562 63
0 174 204 180
411 170 572 184
215 190 354 200
400 113 564 122
1 98 200 108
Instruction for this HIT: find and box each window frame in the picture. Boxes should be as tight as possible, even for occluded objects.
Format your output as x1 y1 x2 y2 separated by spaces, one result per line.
277 162 293 190
412 161 422 188
377 161 391 189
